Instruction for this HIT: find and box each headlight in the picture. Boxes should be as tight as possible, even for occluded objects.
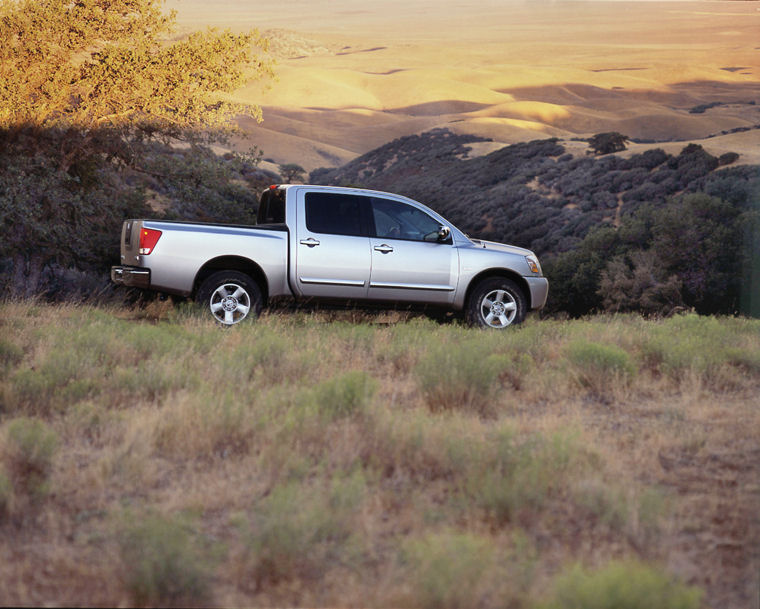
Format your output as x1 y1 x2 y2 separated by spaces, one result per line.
525 255 541 275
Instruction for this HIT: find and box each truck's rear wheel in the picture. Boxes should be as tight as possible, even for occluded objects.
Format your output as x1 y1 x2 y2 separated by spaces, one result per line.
466 277 526 329
196 271 262 326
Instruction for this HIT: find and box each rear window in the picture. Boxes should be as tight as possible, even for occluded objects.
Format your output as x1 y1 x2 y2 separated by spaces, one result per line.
305 192 367 236
257 188 286 224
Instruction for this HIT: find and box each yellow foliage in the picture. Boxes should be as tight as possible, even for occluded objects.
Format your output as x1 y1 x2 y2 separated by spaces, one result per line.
0 0 273 134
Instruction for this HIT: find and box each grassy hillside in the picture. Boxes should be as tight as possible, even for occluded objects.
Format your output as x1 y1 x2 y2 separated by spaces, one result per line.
1 302 758 607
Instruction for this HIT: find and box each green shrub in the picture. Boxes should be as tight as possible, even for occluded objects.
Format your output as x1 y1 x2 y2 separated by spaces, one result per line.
118 512 214 607
213 325 293 386
111 359 200 404
470 431 584 523
567 340 636 393
236 471 366 585
312 370 377 420
538 560 701 609
0 339 23 370
416 341 502 415
725 346 760 374
1 417 58 502
9 359 86 415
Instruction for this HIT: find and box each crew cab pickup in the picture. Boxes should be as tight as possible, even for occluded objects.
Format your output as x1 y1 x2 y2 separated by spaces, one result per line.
111 185 548 328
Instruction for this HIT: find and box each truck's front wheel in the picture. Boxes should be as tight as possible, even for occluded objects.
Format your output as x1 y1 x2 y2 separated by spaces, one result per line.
196 271 263 326
466 277 526 329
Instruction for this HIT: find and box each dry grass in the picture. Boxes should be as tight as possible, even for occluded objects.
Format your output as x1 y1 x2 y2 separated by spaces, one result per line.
0 301 758 608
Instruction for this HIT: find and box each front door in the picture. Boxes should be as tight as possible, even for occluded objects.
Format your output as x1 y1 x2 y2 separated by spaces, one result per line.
367 197 458 304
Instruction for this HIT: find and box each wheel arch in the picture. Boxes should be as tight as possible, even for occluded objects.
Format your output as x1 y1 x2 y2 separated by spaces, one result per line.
193 256 269 304
464 269 531 310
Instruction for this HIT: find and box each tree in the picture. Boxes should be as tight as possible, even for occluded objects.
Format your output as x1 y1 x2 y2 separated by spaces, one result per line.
587 132 629 155
0 0 274 297
598 251 684 315
0 0 274 167
549 191 755 318
278 163 306 184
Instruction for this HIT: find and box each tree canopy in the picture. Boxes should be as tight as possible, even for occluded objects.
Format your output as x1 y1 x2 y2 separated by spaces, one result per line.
587 132 629 155
0 0 273 162
278 163 307 184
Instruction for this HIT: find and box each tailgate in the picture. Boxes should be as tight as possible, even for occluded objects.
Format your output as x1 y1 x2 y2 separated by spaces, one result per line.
120 220 143 266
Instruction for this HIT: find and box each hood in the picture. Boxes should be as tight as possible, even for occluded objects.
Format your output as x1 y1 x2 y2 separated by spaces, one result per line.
469 239 534 257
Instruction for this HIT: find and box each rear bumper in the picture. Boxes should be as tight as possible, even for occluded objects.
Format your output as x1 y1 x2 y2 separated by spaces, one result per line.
111 266 151 289
525 276 549 310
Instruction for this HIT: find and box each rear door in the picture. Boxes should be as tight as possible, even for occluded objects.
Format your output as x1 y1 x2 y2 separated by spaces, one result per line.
367 197 458 304
294 190 372 300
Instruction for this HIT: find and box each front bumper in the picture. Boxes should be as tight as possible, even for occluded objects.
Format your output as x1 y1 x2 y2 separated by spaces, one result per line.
525 276 549 310
111 266 151 289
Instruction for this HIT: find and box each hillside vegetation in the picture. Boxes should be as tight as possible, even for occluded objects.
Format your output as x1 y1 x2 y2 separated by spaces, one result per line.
0 302 758 607
312 129 760 318
4 126 757 321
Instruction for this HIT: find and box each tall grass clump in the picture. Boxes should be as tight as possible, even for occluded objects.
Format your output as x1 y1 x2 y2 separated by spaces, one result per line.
0 338 23 371
0 417 58 504
566 340 637 395
117 511 215 607
639 314 760 386
211 324 299 387
7 355 96 416
416 340 503 415
376 317 442 372
361 407 488 483
468 430 589 524
152 389 259 459
537 560 702 609
234 471 366 587
399 531 499 609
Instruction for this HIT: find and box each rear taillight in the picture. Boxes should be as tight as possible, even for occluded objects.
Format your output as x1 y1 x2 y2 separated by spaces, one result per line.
139 228 162 255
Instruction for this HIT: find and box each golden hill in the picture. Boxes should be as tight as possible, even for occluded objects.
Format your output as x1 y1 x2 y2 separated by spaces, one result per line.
167 0 760 171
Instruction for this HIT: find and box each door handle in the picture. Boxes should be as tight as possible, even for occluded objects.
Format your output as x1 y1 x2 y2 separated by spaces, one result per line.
299 238 320 248
374 244 394 254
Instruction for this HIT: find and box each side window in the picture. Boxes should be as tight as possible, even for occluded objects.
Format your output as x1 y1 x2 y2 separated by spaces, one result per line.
305 193 366 236
371 197 442 242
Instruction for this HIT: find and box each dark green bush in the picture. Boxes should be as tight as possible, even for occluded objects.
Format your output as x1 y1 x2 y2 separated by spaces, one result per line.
1 417 58 502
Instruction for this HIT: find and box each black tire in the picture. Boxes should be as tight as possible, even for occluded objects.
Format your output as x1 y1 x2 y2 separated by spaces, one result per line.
196 270 263 326
465 277 526 329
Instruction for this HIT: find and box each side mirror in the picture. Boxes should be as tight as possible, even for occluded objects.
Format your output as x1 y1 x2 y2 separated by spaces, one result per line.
438 225 451 242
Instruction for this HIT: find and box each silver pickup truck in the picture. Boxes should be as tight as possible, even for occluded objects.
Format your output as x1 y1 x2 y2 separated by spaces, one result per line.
111 185 548 328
